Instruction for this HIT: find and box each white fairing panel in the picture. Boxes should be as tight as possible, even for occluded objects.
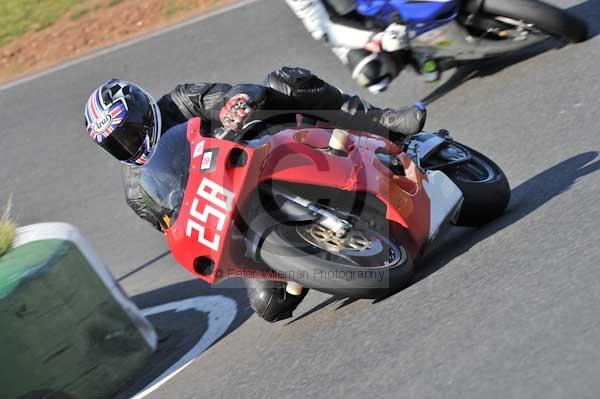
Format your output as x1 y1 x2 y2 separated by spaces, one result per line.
422 171 463 239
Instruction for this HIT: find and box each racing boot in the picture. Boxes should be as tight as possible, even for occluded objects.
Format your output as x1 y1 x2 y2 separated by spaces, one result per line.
421 59 441 83
246 279 309 323
341 94 427 140
333 48 401 94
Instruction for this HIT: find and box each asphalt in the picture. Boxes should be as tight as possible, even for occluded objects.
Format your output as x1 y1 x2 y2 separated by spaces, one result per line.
1 0 600 398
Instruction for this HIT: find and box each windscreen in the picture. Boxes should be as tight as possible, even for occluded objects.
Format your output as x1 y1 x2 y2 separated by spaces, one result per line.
139 127 190 230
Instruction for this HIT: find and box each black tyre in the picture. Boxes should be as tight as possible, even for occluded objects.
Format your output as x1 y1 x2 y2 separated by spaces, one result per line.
258 213 413 299
444 143 510 227
483 0 588 43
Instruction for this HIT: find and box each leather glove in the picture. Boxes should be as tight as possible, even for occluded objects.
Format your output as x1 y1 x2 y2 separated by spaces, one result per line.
219 93 257 131
376 102 427 136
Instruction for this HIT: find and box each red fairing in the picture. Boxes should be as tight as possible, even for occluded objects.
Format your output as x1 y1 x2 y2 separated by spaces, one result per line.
258 128 431 256
166 118 432 284
166 118 265 284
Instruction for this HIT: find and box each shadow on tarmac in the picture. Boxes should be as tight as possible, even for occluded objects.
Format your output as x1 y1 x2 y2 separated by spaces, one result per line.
115 278 253 398
116 251 171 282
390 151 600 299
294 151 600 313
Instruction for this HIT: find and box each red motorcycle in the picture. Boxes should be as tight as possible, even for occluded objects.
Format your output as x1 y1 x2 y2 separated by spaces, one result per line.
139 114 509 299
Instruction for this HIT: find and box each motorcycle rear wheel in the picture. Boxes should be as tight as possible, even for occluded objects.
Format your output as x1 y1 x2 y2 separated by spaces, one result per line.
482 0 588 43
443 143 511 227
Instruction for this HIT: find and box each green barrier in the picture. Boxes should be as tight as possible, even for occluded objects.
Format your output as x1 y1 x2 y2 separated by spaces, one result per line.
0 223 157 399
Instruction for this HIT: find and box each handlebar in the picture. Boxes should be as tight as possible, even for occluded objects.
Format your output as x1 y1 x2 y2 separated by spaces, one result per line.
214 119 266 142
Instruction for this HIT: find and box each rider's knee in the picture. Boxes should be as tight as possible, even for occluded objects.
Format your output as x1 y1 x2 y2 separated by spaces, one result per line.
246 279 308 323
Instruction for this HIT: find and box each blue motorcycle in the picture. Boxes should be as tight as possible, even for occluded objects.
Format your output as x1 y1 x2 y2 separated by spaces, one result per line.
355 0 587 81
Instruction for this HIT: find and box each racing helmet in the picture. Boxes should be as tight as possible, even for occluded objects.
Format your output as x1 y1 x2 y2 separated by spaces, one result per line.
85 79 162 165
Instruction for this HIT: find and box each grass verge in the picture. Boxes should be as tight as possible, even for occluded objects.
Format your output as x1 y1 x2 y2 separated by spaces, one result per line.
0 0 231 84
0 199 16 257
163 1 193 16
0 0 87 46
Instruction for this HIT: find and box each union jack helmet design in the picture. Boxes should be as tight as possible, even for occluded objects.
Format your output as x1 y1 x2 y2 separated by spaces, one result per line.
85 88 127 144
84 79 162 165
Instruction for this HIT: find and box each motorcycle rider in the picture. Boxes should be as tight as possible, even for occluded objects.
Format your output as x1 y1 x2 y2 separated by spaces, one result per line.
84 66 426 322
286 0 451 91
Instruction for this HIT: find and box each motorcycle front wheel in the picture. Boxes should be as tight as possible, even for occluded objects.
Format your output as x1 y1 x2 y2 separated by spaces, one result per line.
258 212 414 299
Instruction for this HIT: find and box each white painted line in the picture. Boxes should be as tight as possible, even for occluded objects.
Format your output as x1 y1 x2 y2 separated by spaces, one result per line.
131 295 238 399
0 0 262 92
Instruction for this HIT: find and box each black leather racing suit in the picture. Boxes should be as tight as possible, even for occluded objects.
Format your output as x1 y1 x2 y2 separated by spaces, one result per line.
124 67 426 230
